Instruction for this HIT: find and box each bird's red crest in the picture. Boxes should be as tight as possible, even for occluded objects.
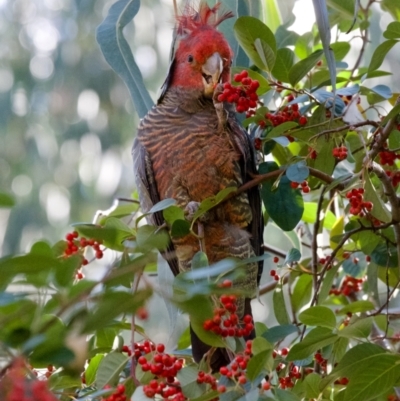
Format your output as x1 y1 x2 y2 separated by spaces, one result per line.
176 1 233 35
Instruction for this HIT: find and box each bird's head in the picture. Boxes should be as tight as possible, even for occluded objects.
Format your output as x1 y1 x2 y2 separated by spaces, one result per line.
166 2 233 97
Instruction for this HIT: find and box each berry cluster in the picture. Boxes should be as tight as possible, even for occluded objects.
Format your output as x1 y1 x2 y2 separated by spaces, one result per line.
0 359 58 401
332 146 348 160
278 364 301 389
345 188 373 216
217 70 259 117
203 294 254 338
290 180 310 193
102 384 126 401
64 231 104 279
329 275 364 297
259 94 307 129
314 352 327 372
379 150 398 166
137 343 185 400
334 377 349 386
308 147 317 159
196 371 217 391
385 170 400 187
270 269 279 281
219 340 252 385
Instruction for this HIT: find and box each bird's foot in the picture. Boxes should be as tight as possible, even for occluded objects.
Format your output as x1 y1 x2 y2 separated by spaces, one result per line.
185 201 208 222
213 84 228 132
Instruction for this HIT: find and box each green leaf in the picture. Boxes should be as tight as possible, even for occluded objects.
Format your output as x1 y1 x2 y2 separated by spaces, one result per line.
192 252 209 270
83 289 152 332
330 42 351 61
327 0 355 18
95 352 129 388
85 354 104 385
337 300 375 315
288 50 324 86
275 388 301 401
259 162 304 231
136 224 170 253
367 40 398 76
96 0 153 118
254 38 276 72
178 365 205 399
322 343 388 388
299 306 336 329
273 283 290 325
191 187 237 224
171 219 191 238
342 358 400 401
234 16 276 71
303 373 322 399
318 263 340 302
301 202 336 230
314 135 335 176
286 327 337 361
149 198 176 213
262 325 298 343
338 316 375 338
388 130 400 150
363 172 391 223
342 253 367 278
284 248 301 265
383 21 400 39
267 122 298 138
247 350 270 380
372 242 398 268
163 205 184 225
0 192 15 208
286 161 309 183
272 48 295 83
291 274 313 313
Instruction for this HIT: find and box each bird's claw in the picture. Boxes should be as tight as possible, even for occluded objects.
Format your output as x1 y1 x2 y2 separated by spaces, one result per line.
185 201 208 222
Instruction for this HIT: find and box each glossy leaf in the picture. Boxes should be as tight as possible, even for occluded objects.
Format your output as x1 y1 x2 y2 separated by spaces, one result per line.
299 306 336 329
262 324 298 343
291 274 313 313
363 172 391 223
303 373 321 399
273 283 290 325
288 49 324 86
301 202 336 230
383 21 400 39
234 16 276 71
286 161 309 183
286 327 337 361
337 300 375 315
367 40 398 76
96 0 153 118
95 352 129 388
85 354 104 385
259 162 304 231
271 48 295 83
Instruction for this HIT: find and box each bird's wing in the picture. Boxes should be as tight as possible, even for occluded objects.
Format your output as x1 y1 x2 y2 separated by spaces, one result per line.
228 111 265 284
132 137 180 276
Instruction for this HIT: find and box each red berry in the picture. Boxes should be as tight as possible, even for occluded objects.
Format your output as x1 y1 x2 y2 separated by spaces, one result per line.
156 344 165 353
273 256 279 263
270 269 276 276
299 116 307 125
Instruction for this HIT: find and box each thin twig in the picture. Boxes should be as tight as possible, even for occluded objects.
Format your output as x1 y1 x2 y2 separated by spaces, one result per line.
370 162 400 275
309 120 379 141
311 188 326 304
364 96 400 164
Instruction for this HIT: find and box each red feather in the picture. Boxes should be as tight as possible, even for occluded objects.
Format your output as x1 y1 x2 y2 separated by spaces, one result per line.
177 1 233 35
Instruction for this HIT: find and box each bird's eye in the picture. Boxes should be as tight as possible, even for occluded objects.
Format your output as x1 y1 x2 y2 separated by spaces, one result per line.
187 55 194 63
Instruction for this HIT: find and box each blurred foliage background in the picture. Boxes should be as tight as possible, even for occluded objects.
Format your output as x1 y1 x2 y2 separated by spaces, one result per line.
0 0 176 255
0 0 398 259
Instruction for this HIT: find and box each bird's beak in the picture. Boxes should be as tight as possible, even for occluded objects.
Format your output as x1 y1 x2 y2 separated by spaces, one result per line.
202 52 223 96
